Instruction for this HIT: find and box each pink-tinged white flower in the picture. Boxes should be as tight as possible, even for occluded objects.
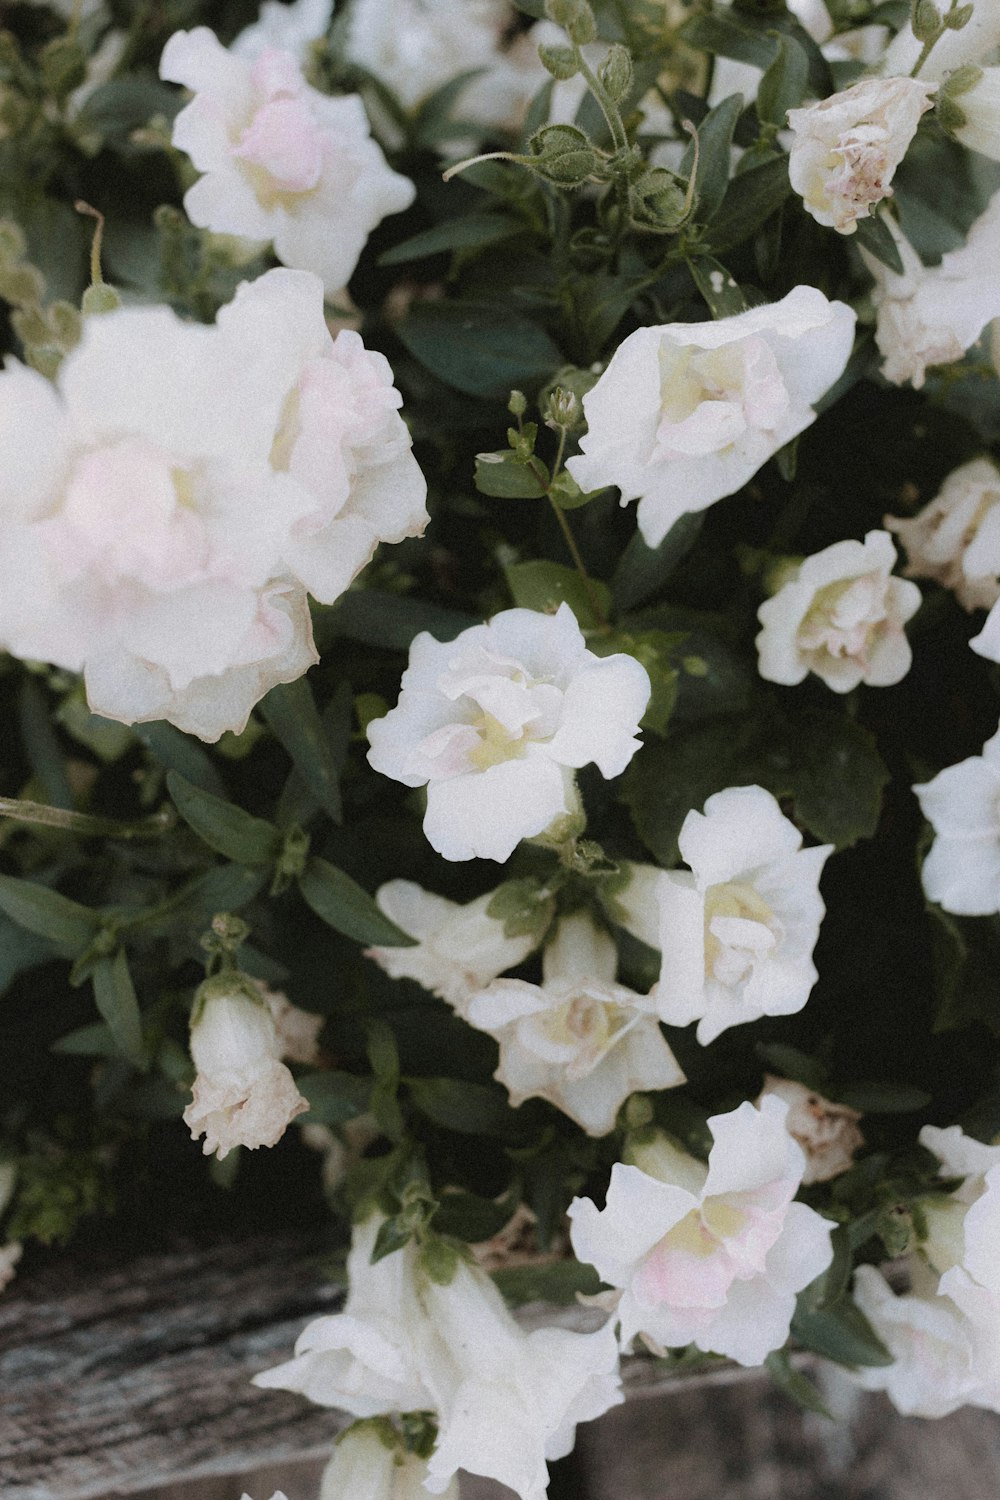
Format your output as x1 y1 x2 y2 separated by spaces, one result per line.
367 604 650 863
0 269 426 741
756 529 921 693
568 1098 835 1366
852 1260 987 1418
914 723 1000 916
639 786 831 1047
565 287 856 547
886 457 1000 612
160 28 414 296
255 1215 623 1500
920 1125 1000 1296
862 197 1000 389
183 976 309 1159
366 879 541 1011
466 912 685 1136
757 1076 863 1184
233 0 333 63
787 77 934 234
883 5 1000 82
319 1422 457 1500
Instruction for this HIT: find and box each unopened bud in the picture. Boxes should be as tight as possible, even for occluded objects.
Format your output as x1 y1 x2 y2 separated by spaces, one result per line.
599 44 633 103
527 123 601 185
911 0 942 42
943 2 974 27
543 385 581 430
545 0 597 45
508 388 528 417
82 282 121 317
538 42 579 81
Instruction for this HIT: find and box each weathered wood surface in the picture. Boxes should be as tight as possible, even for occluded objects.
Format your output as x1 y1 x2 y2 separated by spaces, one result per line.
2 1236 999 1500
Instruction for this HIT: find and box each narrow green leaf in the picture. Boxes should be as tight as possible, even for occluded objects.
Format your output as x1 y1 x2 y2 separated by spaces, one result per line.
765 1350 832 1417
706 154 791 254
299 856 416 946
136 720 227 799
91 948 144 1067
0 874 98 954
854 209 905 274
367 1019 404 1142
297 1070 371 1126
492 1258 603 1306
681 92 744 224
612 515 703 613
687 255 747 319
756 32 810 127
791 1292 893 1368
407 1077 527 1138
504 559 612 630
0 911 56 995
380 213 527 266
475 450 547 498
261 677 343 824
19 677 73 810
834 1082 932 1114
325 591 478 652
167 771 280 866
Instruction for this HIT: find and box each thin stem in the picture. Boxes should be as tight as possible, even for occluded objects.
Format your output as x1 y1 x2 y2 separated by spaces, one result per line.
75 201 105 285
0 797 175 840
910 0 959 77
573 51 628 152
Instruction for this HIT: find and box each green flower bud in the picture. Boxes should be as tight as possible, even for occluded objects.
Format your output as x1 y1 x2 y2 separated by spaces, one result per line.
911 0 943 42
538 42 579 81
599 44 633 104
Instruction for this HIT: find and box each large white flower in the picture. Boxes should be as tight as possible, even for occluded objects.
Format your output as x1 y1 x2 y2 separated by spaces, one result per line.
565 287 856 547
466 911 685 1136
183 976 309 1159
757 1076 863 1185
886 457 1000 612
160 28 415 296
366 879 541 1010
367 604 651 862
568 1098 835 1366
756 529 921 693
233 0 333 63
787 77 934 234
344 0 512 112
255 1215 623 1500
0 268 426 741
629 786 831 1046
914 723 1000 916
862 196 1000 389
920 1125 1000 1296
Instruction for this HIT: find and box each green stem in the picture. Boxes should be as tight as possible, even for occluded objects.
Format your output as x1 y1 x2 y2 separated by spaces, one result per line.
533 433 610 631
910 0 958 77
573 50 628 152
0 797 175 840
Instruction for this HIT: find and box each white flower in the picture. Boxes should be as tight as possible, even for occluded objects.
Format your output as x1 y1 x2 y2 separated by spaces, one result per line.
886 457 1000 611
344 0 512 112
883 6 1000 83
914 723 1000 915
255 1215 623 1500
756 529 921 692
568 1098 835 1366
0 268 426 741
160 28 415 296
366 879 540 1010
852 1260 987 1418
565 287 856 547
757 1076 863 1184
943 65 1000 161
862 196 1000 389
919 1124 1000 1295
786 77 934 234
183 976 309 1159
466 911 685 1136
640 786 831 1047
233 0 333 63
260 983 324 1065
319 1422 457 1500
367 604 651 863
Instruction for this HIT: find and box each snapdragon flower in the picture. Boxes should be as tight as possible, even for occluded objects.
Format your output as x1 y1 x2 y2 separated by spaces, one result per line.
886 457 1000 611
914 724 1000 915
367 604 650 862
160 27 414 295
466 911 685 1136
569 1098 835 1365
565 287 856 547
756 530 920 693
757 1076 863 1185
319 1422 456 1500
920 1125 1000 1296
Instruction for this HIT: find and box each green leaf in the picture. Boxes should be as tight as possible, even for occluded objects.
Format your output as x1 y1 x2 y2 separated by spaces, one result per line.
74 71 180 146
755 1042 829 1092
834 1082 931 1114
0 874 98 955
686 255 747 319
133 863 268 942
299 856 416 946
297 1070 371 1126
612 515 703 613
758 709 889 849
854 210 905 275
681 92 744 224
326 591 479 651
0 911 57 995
706 154 792 254
504 559 611 630
135 720 227 799
548 469 604 511
51 1020 119 1057
91 948 144 1067
680 10 831 96
764 1350 832 1417
396 301 564 399
756 32 810 127
19 677 73 810
380 213 528 266
492 1258 603 1305
474 450 547 498
791 1291 893 1368
407 1077 527 1138
166 771 280 866
929 906 1000 1037
367 1019 404 1142
260 677 343 824
486 877 557 943
433 1183 522 1242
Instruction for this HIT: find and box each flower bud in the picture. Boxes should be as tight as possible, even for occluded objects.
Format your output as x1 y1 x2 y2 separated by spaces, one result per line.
319 1422 455 1500
527 124 601 186
546 0 598 46
599 44 633 103
940 65 1000 161
911 0 942 43
182 974 308 1159
538 42 579 81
